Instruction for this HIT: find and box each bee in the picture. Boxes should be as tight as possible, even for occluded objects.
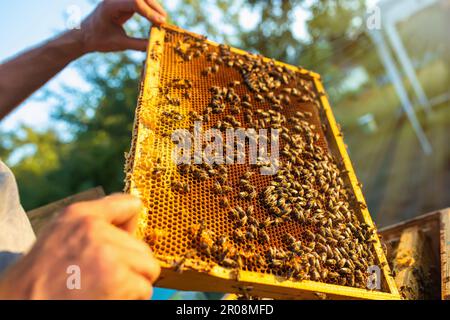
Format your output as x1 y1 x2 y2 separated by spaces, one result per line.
248 224 258 237
222 258 237 268
235 206 245 217
305 229 316 241
243 172 254 180
172 257 186 273
222 185 232 194
230 105 241 114
202 67 212 76
198 231 214 257
239 215 248 227
216 235 228 247
358 201 367 210
213 181 223 194
311 269 321 281
328 271 340 279
271 259 283 267
229 208 239 220
262 217 273 228
172 251 194 274
256 94 264 102
171 181 183 192
246 205 254 216
339 267 352 275
283 233 296 244
151 167 163 176
220 197 230 208
233 229 245 242
239 191 249 200
260 230 270 243
210 86 220 94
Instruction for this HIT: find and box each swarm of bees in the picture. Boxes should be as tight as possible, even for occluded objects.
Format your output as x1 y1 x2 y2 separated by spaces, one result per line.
174 35 208 61
145 30 380 290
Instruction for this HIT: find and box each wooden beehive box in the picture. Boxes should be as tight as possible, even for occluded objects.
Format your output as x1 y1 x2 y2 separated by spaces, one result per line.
124 24 400 299
379 208 450 300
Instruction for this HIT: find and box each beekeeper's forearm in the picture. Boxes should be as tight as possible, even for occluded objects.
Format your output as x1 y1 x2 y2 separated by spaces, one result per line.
0 30 85 120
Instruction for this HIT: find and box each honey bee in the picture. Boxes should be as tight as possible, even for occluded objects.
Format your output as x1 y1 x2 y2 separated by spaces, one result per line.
221 258 237 268
259 230 270 243
339 267 352 275
233 229 245 242
256 94 264 102
358 201 367 210
230 208 241 220
305 229 316 241
239 191 249 200
238 215 248 227
270 259 283 267
248 224 258 237
219 197 230 209
172 250 194 274
202 67 212 76
213 181 223 194
235 206 246 218
262 217 273 228
222 185 233 194
171 181 183 192
283 233 296 244
229 80 241 87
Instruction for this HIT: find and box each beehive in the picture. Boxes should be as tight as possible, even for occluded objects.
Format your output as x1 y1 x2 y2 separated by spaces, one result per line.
124 24 401 300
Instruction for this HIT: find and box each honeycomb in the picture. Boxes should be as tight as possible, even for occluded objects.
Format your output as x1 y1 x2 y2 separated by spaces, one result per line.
125 25 394 297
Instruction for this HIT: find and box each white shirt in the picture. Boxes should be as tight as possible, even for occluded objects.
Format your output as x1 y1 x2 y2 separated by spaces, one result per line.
0 160 36 272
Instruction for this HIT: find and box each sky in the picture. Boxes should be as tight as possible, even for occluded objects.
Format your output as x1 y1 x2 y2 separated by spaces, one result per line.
0 0 95 131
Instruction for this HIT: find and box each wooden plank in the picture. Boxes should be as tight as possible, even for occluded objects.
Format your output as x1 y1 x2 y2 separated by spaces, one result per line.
379 210 441 266
392 226 428 299
157 267 400 300
27 187 105 236
440 208 450 300
379 208 449 300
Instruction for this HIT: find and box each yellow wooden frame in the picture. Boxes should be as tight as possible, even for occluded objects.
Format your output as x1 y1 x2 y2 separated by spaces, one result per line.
127 24 401 300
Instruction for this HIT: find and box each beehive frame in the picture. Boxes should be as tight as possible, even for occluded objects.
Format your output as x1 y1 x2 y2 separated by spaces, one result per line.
125 24 401 300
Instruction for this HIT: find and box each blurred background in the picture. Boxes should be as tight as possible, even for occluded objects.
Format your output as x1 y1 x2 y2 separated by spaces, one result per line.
0 0 448 299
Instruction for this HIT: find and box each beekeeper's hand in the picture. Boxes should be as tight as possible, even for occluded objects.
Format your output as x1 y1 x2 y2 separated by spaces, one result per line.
80 0 167 53
0 194 160 300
